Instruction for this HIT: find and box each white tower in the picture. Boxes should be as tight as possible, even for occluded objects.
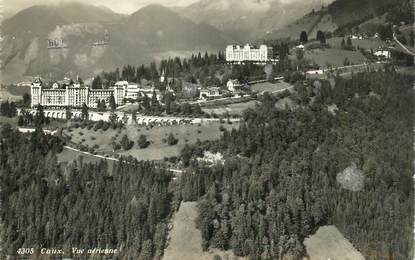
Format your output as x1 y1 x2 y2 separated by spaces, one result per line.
160 69 166 83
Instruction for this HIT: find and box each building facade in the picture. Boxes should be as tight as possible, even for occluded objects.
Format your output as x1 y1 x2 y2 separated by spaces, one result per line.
31 79 125 108
226 44 273 63
30 79 165 109
199 87 222 100
227 79 242 92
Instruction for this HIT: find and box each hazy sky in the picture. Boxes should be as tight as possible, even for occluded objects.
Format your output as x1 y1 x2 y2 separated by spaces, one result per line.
3 0 320 15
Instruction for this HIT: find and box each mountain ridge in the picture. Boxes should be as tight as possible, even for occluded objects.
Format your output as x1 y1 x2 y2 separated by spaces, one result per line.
1 3 233 83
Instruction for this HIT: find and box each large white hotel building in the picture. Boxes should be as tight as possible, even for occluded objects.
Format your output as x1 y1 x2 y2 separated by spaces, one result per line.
30 79 160 109
225 44 274 63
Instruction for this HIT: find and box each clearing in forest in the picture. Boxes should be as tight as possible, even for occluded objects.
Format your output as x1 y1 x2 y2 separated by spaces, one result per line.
303 225 365 260
163 202 245 260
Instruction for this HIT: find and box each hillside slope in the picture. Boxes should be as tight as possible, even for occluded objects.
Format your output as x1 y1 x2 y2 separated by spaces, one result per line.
180 0 334 42
0 3 233 83
266 0 412 40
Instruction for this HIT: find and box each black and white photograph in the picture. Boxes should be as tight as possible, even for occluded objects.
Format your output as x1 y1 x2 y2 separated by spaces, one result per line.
0 0 414 259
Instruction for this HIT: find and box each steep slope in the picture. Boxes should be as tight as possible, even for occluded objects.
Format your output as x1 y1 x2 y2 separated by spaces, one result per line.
1 2 124 82
1 3 234 83
123 4 232 51
266 0 412 40
179 0 334 42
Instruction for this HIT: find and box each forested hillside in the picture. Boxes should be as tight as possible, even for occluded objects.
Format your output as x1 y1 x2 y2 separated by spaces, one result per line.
0 127 173 259
179 69 414 259
267 0 413 40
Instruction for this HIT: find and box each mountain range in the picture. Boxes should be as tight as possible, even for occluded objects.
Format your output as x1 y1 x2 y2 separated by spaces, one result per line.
1 2 232 83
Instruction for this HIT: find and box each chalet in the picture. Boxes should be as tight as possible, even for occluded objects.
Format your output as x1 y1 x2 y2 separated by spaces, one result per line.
226 79 243 92
374 49 391 60
199 87 222 100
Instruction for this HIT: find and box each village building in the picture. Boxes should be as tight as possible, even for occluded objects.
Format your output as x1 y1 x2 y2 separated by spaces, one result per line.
306 69 324 75
295 44 305 50
182 82 199 98
199 87 222 100
374 48 391 61
226 79 243 92
112 81 163 101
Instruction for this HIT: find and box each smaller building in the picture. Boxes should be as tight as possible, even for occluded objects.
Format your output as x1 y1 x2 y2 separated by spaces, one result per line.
295 44 305 50
125 83 141 100
306 69 324 75
115 81 129 87
124 83 162 101
226 79 242 92
199 87 222 100
16 81 32 87
374 49 391 60
182 82 200 98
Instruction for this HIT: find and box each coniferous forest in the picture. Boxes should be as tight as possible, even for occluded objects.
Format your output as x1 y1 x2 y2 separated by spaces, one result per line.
0 127 173 259
0 69 413 260
180 69 414 260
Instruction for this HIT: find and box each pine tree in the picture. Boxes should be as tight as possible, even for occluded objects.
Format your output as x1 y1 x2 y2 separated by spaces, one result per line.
81 103 89 121
109 94 116 110
138 134 149 149
300 31 308 43
92 75 102 89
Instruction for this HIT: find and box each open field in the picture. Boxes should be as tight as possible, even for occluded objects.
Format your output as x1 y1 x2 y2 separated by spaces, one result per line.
163 202 246 260
250 81 293 94
202 100 258 116
202 82 292 115
326 37 385 50
303 225 364 260
63 121 237 161
304 48 367 67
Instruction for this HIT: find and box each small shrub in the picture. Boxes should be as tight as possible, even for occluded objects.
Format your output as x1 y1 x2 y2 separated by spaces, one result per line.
138 134 150 149
167 133 179 146
112 142 121 151
120 135 134 150
102 123 110 131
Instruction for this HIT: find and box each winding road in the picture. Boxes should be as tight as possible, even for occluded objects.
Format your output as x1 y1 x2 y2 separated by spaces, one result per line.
393 32 415 56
